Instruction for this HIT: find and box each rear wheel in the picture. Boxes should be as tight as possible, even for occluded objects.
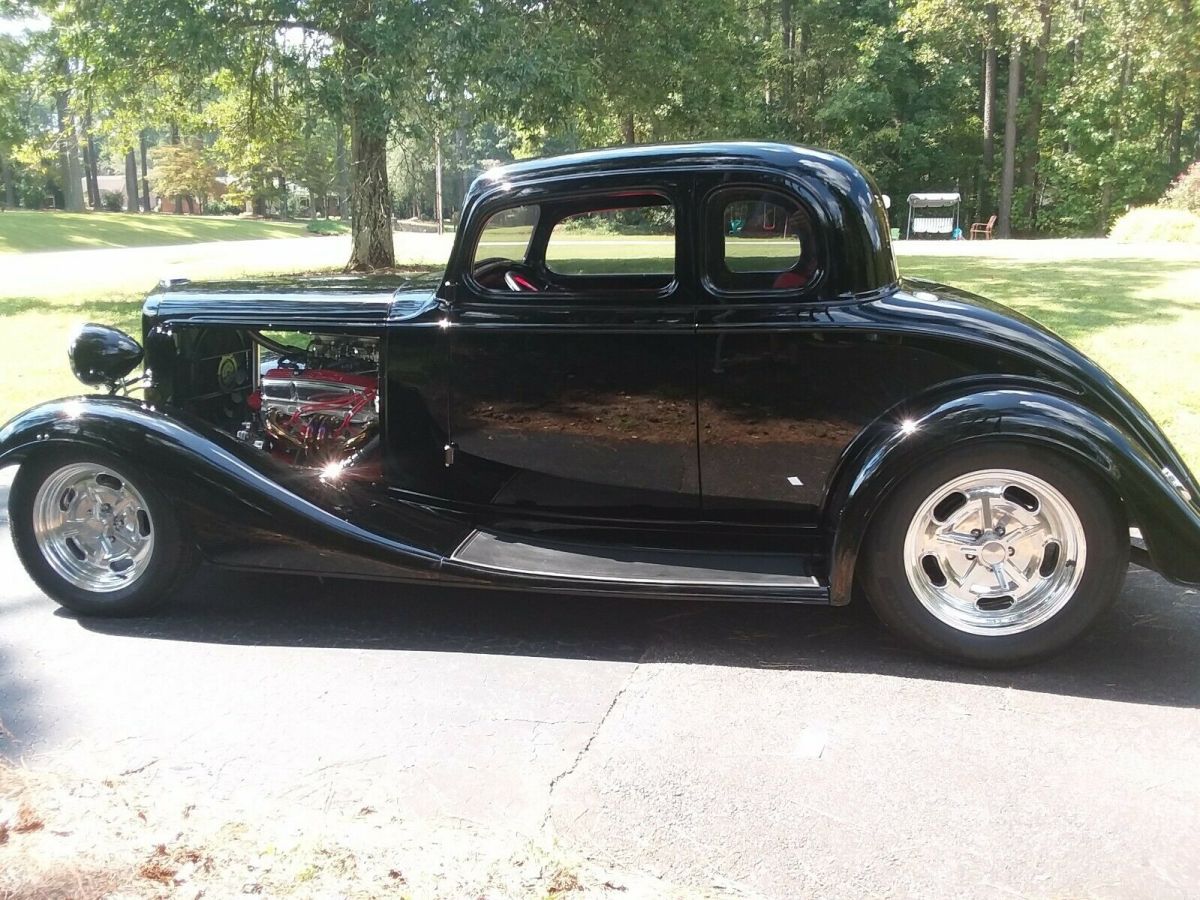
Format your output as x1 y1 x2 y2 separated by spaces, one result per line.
9 448 195 616
859 442 1128 665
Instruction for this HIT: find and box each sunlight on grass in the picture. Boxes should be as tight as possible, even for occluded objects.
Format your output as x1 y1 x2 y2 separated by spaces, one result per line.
0 210 327 254
902 252 1200 472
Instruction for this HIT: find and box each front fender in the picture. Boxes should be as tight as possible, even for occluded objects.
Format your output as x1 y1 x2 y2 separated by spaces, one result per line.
0 396 443 580
823 388 1200 605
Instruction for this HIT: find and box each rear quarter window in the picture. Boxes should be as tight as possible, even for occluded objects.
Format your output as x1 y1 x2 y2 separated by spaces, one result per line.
708 188 820 294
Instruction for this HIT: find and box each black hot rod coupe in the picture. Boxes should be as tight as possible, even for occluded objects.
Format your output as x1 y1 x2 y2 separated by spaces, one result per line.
3 142 1199 665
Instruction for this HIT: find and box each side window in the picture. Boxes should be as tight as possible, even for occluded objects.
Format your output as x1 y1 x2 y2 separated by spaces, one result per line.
544 200 675 277
709 189 818 293
473 204 540 266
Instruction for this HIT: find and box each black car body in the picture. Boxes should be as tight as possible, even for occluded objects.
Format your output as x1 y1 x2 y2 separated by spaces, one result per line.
3 142 1198 664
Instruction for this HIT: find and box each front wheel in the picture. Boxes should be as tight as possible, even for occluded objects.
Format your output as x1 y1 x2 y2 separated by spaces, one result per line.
9 448 196 616
859 442 1128 666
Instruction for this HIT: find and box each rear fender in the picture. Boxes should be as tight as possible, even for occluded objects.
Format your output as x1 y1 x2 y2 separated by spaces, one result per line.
823 388 1200 605
0 396 443 579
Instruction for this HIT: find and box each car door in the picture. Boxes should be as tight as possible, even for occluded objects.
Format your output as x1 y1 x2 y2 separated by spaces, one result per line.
695 175 968 524
444 179 700 522
694 178 839 523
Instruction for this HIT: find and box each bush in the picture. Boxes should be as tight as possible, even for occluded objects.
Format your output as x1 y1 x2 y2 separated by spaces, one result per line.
1161 162 1200 215
20 181 51 209
1110 207 1200 244
100 190 125 212
203 199 242 215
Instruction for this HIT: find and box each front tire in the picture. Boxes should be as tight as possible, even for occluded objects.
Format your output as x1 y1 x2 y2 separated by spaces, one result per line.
9 448 196 616
859 442 1128 666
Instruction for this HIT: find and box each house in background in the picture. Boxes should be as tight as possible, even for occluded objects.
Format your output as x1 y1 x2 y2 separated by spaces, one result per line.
85 174 160 211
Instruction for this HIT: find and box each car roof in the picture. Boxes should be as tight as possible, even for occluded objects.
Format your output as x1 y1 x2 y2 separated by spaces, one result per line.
460 140 898 297
471 141 859 191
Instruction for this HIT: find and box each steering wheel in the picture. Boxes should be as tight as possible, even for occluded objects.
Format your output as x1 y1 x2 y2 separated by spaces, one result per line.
502 263 551 293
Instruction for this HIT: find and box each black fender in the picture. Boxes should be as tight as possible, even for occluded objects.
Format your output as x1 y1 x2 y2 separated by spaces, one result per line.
822 387 1200 605
0 396 445 581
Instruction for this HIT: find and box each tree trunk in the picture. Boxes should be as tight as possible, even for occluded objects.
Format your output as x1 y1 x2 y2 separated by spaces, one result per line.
798 20 811 101
763 0 772 107
997 41 1022 238
780 0 794 108
55 66 85 213
621 113 635 145
277 172 288 218
139 131 151 212
1020 1 1053 229
347 124 394 269
83 115 100 209
345 90 395 271
1098 46 1132 230
434 134 444 236
124 150 140 212
1169 102 1185 173
335 114 350 218
170 122 183 214
2 154 15 209
979 2 998 220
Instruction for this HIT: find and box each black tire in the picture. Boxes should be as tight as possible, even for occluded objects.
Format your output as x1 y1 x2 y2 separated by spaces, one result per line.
858 441 1128 666
9 446 197 617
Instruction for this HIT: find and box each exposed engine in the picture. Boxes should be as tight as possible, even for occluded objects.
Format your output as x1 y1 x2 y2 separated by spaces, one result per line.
240 335 380 468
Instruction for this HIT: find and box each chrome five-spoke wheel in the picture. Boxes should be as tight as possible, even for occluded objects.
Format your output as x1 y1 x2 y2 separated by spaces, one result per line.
859 443 1124 664
903 468 1086 636
31 462 155 592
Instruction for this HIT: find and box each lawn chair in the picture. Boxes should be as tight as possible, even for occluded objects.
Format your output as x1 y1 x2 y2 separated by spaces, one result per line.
970 215 996 240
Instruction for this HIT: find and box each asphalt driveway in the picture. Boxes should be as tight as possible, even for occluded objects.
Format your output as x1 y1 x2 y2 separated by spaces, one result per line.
1 465 1198 897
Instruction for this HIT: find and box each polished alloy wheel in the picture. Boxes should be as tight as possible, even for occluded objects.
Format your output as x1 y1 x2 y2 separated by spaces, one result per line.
902 468 1087 635
32 462 155 593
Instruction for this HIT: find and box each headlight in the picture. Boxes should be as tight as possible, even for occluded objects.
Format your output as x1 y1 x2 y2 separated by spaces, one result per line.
69 324 144 389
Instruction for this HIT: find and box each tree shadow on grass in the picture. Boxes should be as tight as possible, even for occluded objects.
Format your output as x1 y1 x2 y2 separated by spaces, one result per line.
70 562 1200 710
904 257 1200 343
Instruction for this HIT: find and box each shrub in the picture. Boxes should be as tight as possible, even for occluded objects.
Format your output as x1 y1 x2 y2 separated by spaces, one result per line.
1161 162 1200 215
1110 207 1200 244
100 190 125 212
203 199 242 215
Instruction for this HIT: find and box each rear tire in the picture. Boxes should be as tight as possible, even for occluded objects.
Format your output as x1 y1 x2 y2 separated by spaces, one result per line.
859 442 1127 666
9 447 196 617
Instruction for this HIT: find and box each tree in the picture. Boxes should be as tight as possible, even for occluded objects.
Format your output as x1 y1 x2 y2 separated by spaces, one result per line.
3 0 1196 240
0 34 29 208
1018 0 1053 228
997 40 1021 237
123 149 139 211
149 143 218 212
981 3 998 219
53 55 84 211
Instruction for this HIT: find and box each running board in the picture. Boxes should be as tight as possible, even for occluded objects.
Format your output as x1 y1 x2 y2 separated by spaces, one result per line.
449 529 827 598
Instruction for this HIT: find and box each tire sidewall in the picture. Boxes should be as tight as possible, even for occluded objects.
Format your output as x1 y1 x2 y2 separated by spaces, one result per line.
860 441 1128 666
9 446 187 617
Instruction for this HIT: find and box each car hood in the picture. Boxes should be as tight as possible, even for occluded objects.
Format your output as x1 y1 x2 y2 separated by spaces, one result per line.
142 272 442 329
863 277 1198 493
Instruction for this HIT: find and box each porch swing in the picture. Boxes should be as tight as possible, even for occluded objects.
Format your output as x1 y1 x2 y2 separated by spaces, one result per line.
906 192 961 239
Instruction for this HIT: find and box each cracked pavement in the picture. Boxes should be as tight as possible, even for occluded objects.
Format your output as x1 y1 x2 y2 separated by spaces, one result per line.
2 465 1200 897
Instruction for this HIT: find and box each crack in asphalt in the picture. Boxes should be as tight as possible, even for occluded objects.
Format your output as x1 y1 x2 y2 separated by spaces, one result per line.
540 642 658 836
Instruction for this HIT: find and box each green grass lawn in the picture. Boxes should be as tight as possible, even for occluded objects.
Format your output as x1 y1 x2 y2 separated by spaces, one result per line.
0 209 326 253
902 250 1200 473
2 238 1199 476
